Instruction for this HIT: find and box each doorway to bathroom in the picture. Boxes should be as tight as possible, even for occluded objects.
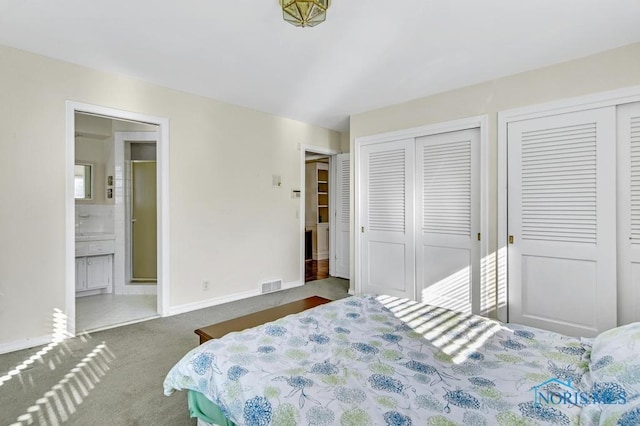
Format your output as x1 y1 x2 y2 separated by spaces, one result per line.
131 160 157 282
124 139 159 285
67 102 169 336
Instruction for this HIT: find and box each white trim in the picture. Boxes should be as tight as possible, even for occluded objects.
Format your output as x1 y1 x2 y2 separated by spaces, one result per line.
478 118 491 316
78 314 160 334
355 115 489 145
66 101 170 338
168 280 303 316
0 335 53 355
497 84 640 324
329 155 337 277
499 84 640 124
354 116 489 313
299 144 339 285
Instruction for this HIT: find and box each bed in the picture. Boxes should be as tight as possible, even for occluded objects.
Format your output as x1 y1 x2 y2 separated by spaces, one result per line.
164 295 640 425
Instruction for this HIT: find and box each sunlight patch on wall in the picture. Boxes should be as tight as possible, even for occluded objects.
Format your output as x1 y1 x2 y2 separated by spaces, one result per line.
480 251 498 316
496 247 508 311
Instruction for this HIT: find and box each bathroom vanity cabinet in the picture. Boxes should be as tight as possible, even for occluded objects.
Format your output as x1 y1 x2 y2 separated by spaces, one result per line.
75 237 114 296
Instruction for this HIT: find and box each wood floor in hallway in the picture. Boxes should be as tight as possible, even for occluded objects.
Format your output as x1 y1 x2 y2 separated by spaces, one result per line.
305 259 329 282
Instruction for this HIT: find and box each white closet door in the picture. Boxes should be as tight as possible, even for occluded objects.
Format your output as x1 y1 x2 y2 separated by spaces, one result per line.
507 107 617 337
360 139 415 299
416 129 480 314
617 102 640 325
334 153 350 279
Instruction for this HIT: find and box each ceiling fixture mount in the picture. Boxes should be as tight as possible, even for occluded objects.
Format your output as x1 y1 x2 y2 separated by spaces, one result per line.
280 0 331 27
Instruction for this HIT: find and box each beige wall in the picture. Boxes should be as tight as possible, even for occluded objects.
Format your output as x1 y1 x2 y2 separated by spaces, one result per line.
350 42 640 311
0 45 341 349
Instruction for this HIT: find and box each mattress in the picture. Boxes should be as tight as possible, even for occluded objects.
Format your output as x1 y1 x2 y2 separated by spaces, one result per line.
165 295 640 425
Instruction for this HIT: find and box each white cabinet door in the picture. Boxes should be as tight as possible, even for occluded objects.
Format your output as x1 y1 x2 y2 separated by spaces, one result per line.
86 255 112 290
360 139 415 299
617 102 640 325
75 257 87 291
416 129 480 314
334 153 350 279
507 107 617 337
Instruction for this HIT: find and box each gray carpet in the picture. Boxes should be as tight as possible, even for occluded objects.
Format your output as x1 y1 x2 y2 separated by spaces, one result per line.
0 278 350 425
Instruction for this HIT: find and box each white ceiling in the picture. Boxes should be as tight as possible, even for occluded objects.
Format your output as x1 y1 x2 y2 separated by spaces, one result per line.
1 0 639 132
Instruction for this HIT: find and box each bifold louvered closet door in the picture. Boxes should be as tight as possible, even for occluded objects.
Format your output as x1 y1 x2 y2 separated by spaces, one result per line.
507 107 617 337
416 130 479 314
360 129 480 306
360 139 415 298
334 153 350 279
617 102 640 325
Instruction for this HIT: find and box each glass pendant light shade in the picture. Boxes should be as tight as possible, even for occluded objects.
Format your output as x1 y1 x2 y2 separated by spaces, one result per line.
280 0 331 27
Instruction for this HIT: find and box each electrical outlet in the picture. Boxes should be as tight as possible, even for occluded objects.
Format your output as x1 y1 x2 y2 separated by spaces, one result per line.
202 280 210 291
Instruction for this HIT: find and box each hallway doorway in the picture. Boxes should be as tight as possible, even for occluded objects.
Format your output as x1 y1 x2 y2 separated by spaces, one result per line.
300 145 349 284
304 155 331 282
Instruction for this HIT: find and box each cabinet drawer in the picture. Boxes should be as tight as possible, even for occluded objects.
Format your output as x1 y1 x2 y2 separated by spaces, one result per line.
75 242 89 256
88 240 115 255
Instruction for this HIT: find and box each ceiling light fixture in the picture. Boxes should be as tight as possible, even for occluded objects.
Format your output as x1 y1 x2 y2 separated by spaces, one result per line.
280 0 331 27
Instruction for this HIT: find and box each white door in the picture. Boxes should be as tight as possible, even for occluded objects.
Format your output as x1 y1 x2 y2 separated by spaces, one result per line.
334 153 350 279
507 107 617 337
131 161 157 281
86 255 113 290
416 129 480 314
76 257 87 291
617 102 640 325
360 139 415 299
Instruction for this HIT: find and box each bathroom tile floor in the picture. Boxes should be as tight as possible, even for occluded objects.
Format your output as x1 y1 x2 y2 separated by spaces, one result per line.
76 294 158 332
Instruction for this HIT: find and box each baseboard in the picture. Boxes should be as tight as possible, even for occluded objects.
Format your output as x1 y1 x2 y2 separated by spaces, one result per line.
168 280 303 317
282 280 302 291
0 334 53 355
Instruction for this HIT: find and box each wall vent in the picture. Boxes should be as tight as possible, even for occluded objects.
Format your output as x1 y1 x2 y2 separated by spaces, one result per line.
260 279 283 294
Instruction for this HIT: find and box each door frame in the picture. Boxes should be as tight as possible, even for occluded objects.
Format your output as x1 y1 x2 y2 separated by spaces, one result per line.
497 84 640 323
114 132 158 291
332 153 351 280
299 145 339 284
355 115 489 310
130 159 158 282
65 101 170 336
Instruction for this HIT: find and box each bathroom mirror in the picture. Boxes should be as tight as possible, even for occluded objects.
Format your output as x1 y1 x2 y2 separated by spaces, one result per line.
74 163 93 200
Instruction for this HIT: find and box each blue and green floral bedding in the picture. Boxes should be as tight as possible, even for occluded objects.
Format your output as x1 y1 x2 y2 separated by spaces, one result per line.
163 295 640 425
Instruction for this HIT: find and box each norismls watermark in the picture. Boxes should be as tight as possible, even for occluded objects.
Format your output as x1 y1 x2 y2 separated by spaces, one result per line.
531 378 627 406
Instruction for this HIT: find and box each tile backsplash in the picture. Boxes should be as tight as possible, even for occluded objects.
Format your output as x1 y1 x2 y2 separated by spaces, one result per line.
75 204 115 234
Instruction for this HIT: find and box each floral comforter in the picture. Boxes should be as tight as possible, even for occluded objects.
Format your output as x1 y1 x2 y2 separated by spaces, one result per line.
164 295 593 425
